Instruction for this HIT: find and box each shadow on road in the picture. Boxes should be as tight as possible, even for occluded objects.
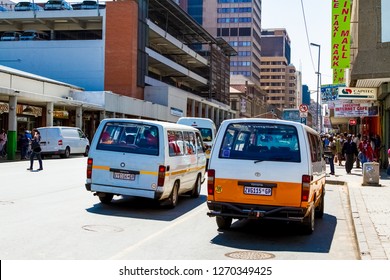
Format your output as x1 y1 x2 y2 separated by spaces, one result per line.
85 194 207 221
210 213 337 254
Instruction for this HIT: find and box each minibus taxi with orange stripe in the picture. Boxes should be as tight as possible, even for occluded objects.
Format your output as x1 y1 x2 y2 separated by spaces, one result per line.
206 118 326 234
85 119 206 208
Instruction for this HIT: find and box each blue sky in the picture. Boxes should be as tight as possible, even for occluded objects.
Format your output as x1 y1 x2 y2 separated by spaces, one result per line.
262 0 332 95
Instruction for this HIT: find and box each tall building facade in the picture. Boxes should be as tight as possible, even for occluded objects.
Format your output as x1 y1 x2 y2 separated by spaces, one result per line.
178 0 262 88
260 28 297 110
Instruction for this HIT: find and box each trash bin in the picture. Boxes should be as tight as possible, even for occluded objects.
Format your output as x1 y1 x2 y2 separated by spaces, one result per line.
362 162 380 186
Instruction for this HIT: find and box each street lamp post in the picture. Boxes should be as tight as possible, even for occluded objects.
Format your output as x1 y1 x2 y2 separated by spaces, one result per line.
310 43 321 132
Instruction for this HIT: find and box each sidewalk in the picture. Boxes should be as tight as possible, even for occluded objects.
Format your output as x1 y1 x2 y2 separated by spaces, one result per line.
327 163 390 260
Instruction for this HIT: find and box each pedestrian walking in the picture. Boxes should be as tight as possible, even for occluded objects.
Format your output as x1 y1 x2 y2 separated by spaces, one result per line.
353 133 361 168
20 129 32 160
358 135 374 167
27 128 43 171
0 128 7 158
342 134 359 174
335 133 344 166
327 136 336 175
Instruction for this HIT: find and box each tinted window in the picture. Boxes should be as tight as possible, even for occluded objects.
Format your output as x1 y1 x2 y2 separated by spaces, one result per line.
218 122 301 163
96 122 159 156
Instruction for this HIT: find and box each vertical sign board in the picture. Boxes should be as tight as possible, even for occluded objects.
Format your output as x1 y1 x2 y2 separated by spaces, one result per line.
331 0 351 69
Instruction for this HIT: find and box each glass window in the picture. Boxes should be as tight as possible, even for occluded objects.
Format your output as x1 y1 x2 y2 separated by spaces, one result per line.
168 130 184 157
382 0 390 42
219 122 301 163
97 121 159 156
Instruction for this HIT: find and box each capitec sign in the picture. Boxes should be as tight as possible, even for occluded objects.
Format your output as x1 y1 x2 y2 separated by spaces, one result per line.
337 87 377 100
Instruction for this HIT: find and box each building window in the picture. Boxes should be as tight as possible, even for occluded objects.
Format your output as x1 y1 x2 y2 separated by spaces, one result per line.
382 0 390 42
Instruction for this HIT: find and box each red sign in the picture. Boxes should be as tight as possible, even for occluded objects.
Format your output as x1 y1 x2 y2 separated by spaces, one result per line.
299 104 308 112
349 119 357 125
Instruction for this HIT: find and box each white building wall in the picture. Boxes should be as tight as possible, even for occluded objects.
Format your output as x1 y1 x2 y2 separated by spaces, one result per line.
0 40 105 91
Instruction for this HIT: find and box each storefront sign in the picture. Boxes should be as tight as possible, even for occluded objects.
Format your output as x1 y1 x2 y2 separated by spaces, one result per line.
170 107 183 117
338 87 377 100
334 102 379 117
53 110 69 119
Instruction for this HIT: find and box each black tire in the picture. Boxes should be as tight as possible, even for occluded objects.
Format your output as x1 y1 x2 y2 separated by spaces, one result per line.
60 147 70 158
99 193 113 204
315 191 325 218
190 175 201 198
302 207 315 234
166 182 179 208
216 216 232 230
83 146 90 157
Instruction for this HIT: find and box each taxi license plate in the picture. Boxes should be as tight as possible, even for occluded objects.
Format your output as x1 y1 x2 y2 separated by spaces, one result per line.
113 172 135 181
244 186 272 196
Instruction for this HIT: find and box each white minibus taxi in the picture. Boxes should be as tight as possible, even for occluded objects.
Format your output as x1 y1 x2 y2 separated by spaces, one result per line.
85 119 207 208
177 117 216 164
207 118 326 234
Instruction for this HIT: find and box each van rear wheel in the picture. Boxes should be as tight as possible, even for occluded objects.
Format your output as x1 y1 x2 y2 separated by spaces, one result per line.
99 193 113 204
60 147 70 158
302 207 315 234
190 175 201 198
216 216 232 230
166 182 179 208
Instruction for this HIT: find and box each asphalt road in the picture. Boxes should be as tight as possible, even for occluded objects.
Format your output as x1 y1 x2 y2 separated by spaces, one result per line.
0 156 359 260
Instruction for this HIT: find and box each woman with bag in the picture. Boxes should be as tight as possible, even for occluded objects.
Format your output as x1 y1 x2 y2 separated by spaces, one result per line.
27 128 43 171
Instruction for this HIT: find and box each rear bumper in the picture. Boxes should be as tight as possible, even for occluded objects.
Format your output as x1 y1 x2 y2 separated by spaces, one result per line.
207 201 310 222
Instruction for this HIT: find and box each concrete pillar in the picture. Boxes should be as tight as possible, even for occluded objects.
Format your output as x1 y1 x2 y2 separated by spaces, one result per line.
191 100 195 117
216 108 220 127
198 101 202 117
7 96 17 160
76 107 83 129
99 111 106 121
205 104 209 118
46 102 54 127
211 106 215 122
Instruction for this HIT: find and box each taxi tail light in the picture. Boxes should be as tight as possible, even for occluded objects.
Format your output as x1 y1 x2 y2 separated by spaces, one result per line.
301 174 312 201
158 165 166 187
87 158 93 179
58 139 63 146
207 169 215 195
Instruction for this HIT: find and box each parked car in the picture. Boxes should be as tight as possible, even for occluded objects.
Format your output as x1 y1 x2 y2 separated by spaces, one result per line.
14 2 43 11
37 126 90 158
72 0 105 10
20 30 49 40
44 0 73 10
1 31 22 41
0 5 10 12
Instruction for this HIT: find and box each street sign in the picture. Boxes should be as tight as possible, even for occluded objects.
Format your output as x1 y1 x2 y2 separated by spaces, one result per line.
300 111 308 118
300 118 307 124
299 104 308 112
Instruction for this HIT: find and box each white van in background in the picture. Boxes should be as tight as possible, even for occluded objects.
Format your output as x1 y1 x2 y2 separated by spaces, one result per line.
207 118 326 234
177 117 216 164
85 119 207 207
37 126 90 158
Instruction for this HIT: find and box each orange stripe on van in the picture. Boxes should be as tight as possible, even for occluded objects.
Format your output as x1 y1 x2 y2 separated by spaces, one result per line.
93 165 110 171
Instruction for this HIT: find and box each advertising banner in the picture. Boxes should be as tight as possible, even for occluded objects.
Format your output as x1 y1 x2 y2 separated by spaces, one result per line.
321 84 345 103
334 102 379 117
331 0 351 69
